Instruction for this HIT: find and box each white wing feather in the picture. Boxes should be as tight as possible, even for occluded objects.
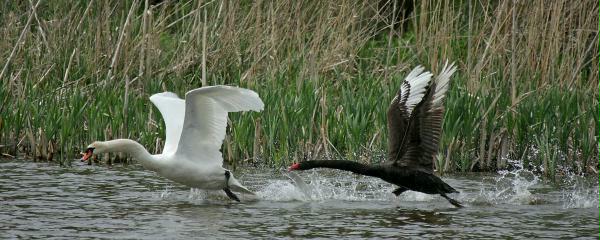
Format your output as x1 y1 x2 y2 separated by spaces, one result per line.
175 86 264 167
402 66 432 115
432 61 457 106
149 92 185 155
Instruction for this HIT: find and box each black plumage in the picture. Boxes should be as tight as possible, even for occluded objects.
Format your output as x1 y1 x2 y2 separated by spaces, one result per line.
289 62 461 207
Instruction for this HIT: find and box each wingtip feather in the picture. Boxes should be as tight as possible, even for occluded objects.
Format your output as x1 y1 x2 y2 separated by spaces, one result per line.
150 91 180 101
185 85 265 112
402 65 433 115
432 60 457 105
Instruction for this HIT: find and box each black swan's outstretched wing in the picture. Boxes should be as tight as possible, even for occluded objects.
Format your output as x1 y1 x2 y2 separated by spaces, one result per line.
394 62 457 172
387 66 432 165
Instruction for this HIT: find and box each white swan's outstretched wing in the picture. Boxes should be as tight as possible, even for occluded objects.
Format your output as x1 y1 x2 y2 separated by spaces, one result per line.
175 85 264 167
149 92 185 155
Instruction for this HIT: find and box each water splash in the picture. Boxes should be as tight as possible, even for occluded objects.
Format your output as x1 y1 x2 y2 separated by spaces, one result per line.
560 174 599 209
396 191 436 202
256 179 308 201
154 164 597 208
188 188 210 200
256 170 395 202
475 160 542 205
159 185 173 198
156 186 239 202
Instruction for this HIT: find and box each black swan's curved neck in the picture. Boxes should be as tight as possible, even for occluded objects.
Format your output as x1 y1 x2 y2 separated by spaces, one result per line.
298 160 383 177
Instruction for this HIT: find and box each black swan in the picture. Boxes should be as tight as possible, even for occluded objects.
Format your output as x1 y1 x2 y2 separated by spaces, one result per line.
289 62 462 207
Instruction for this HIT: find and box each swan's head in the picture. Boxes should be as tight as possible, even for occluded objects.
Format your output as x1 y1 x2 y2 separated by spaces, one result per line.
288 162 302 171
80 141 107 161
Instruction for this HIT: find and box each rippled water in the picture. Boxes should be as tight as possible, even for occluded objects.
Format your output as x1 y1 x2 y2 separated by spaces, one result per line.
0 159 598 239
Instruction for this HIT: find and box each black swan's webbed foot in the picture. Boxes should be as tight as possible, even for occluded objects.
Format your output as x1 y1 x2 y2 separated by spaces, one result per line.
223 188 240 202
392 187 408 196
223 170 240 202
440 193 463 208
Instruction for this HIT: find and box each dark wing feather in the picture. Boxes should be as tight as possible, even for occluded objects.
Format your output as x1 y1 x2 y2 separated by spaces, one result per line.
387 66 432 164
400 62 457 172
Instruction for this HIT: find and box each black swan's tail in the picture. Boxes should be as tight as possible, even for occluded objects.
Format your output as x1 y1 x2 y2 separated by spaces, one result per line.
440 193 463 208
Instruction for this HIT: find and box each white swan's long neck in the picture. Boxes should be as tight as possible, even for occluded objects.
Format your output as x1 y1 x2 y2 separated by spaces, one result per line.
99 139 162 170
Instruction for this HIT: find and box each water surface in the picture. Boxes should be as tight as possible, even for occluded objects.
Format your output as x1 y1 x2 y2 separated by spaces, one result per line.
0 159 598 239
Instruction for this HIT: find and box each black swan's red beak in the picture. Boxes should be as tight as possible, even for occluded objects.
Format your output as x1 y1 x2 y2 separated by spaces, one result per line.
288 163 300 171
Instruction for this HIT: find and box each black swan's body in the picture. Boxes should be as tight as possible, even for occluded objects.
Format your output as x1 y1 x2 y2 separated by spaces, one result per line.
289 62 462 207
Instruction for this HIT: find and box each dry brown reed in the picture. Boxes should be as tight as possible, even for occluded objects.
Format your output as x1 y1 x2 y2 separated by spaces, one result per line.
0 0 597 177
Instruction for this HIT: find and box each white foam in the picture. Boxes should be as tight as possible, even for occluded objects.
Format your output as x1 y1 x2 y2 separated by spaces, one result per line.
160 185 173 198
471 159 599 208
255 171 396 202
561 174 599 209
256 180 309 201
475 160 541 205
397 190 436 202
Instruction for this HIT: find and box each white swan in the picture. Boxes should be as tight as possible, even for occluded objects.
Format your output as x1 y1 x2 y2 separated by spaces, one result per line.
81 85 264 202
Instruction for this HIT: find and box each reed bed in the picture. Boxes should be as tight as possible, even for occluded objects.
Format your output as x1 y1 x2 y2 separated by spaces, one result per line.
0 0 597 178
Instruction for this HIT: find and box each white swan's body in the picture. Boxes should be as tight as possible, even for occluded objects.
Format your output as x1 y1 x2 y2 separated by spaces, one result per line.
83 86 264 200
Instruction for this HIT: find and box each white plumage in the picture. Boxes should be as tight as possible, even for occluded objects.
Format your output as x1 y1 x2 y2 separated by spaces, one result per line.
402 65 433 115
83 85 264 201
432 61 457 106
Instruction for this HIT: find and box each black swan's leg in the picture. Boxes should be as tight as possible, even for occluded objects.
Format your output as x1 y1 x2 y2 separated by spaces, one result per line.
223 171 240 202
392 187 408 196
223 188 240 202
440 193 463 208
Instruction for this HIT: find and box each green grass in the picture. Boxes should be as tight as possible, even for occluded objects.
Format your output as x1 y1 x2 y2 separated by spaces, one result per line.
0 0 597 179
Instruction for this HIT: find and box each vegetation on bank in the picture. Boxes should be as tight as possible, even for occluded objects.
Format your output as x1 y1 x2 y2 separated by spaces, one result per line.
0 0 598 179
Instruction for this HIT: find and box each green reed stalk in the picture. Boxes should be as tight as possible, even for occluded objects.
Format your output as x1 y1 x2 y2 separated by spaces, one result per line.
0 0 596 177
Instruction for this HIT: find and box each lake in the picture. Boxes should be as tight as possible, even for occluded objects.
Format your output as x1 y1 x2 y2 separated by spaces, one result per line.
0 159 598 239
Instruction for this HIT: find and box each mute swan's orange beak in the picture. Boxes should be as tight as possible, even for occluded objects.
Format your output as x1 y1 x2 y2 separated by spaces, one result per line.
80 148 93 162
